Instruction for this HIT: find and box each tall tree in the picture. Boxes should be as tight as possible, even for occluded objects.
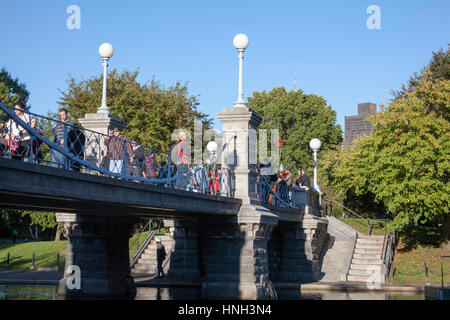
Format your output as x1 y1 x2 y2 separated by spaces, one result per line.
322 70 449 231
391 45 450 99
247 87 343 175
0 67 30 107
58 69 212 151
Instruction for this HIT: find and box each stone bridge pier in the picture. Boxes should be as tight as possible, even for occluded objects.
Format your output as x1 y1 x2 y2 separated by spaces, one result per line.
56 213 138 299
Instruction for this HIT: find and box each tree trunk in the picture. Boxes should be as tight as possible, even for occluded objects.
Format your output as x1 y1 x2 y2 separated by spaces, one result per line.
55 224 62 242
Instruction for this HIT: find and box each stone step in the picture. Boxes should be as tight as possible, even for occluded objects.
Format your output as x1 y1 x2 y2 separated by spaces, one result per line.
353 253 383 260
358 235 386 239
348 268 384 276
354 248 383 254
137 258 157 265
350 263 384 270
140 253 157 260
351 258 383 265
133 264 157 271
355 243 384 250
357 238 385 244
347 274 382 282
131 268 155 274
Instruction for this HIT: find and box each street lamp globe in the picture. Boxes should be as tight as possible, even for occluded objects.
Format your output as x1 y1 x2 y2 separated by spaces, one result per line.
98 43 114 59
233 33 249 51
309 138 322 152
207 141 218 155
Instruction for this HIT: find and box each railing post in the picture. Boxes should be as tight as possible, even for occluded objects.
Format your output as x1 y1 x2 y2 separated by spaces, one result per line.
168 154 172 188
367 219 371 235
63 124 69 170
122 140 127 176
441 257 444 288
136 229 139 251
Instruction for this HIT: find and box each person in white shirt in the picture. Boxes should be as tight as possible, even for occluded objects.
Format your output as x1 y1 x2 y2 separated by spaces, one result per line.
8 101 31 160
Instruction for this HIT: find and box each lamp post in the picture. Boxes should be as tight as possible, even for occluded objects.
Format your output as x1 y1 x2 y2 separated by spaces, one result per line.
207 140 219 162
97 43 114 114
309 138 322 192
233 33 249 108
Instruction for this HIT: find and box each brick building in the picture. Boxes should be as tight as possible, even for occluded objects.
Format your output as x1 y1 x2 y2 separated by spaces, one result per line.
344 102 377 146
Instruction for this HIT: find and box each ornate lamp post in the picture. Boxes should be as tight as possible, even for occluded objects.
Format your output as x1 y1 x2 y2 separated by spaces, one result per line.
309 138 322 192
207 140 219 162
97 43 114 114
232 33 249 108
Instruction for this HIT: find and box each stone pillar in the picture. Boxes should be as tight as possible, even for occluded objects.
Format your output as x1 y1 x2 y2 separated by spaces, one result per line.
213 106 279 299
78 112 127 135
217 107 261 205
276 215 328 283
78 112 127 169
163 219 200 280
200 217 277 300
56 213 138 299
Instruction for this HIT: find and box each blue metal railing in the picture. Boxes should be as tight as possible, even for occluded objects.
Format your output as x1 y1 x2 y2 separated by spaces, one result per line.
0 103 233 197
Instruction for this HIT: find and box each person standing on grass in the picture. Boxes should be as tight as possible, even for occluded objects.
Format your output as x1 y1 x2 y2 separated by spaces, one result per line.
12 228 18 244
156 237 166 278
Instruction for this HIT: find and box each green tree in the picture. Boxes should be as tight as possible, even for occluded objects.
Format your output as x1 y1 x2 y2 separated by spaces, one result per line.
247 87 343 175
391 45 450 99
58 69 212 151
0 67 30 107
322 71 449 232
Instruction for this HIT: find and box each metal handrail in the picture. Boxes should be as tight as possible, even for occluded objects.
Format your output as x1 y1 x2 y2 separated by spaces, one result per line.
325 199 367 220
257 173 297 209
0 103 236 196
130 219 152 252
130 231 155 268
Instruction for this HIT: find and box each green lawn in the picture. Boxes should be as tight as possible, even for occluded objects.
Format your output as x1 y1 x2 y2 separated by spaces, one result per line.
0 241 67 271
339 218 388 235
390 241 450 285
0 228 168 271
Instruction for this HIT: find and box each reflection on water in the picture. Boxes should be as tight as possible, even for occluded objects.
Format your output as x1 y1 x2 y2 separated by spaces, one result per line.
0 285 57 300
0 285 424 300
277 289 424 300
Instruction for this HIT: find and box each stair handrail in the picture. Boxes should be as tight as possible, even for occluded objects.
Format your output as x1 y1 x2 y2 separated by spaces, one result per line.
326 199 366 220
130 219 152 252
326 199 391 235
130 231 155 268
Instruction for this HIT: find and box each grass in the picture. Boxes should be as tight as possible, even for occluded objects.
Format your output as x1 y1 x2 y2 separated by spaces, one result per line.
339 218 388 235
0 240 67 271
0 227 170 271
390 240 450 285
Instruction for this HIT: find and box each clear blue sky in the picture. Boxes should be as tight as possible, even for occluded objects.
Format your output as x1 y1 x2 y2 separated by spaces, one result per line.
0 0 449 132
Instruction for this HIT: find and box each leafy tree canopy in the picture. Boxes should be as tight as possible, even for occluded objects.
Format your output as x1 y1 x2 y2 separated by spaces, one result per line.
58 69 212 151
322 70 449 232
0 67 29 107
391 45 450 99
247 87 343 175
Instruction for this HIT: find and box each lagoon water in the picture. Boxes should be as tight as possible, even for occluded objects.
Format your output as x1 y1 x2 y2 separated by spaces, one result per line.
0 285 425 300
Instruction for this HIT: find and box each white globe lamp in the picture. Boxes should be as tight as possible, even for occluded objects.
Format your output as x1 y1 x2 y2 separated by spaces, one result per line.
97 43 114 114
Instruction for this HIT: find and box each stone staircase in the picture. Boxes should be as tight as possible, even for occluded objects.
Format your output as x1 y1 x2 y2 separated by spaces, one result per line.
347 235 386 283
131 234 173 275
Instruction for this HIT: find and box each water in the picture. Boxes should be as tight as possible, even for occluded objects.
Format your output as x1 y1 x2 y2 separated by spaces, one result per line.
0 285 424 300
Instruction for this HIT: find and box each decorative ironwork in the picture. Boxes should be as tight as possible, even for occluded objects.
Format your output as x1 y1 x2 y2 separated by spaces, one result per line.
0 103 232 197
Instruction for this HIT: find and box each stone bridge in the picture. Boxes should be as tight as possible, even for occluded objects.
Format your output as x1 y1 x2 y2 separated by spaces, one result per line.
0 106 329 300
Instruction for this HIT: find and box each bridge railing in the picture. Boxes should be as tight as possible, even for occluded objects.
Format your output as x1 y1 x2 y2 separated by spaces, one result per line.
0 103 233 197
257 172 323 214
